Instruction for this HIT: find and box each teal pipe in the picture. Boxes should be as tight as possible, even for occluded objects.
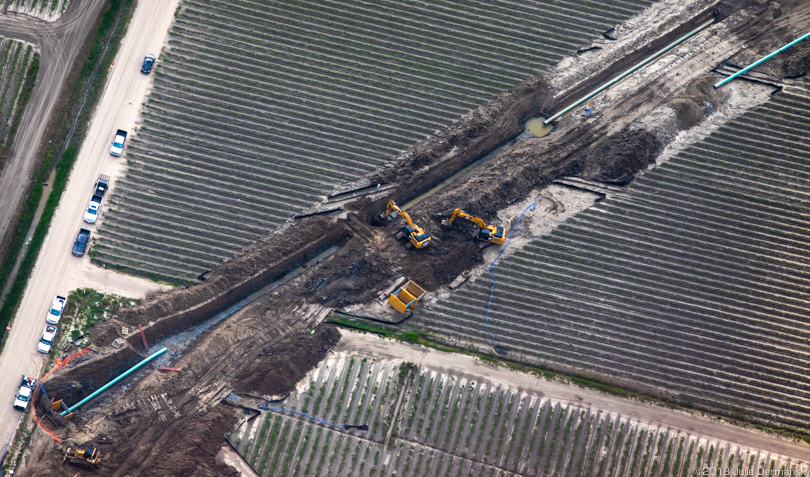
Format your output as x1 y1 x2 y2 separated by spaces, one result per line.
715 31 810 88
60 347 167 415
545 20 715 124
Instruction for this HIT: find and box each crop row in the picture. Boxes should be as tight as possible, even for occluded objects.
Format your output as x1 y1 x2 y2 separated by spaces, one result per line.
0 39 36 146
6 0 68 20
418 86 810 429
97 0 653 283
230 355 809 476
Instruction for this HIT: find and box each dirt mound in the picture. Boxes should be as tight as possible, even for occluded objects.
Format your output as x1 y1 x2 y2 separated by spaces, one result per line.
117 217 339 326
137 406 242 477
301 241 393 308
783 43 810 78
236 326 340 395
669 75 731 130
580 128 661 183
670 97 706 130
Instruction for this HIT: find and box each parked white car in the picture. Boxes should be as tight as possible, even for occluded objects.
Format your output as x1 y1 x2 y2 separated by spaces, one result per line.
37 325 57 353
46 295 67 325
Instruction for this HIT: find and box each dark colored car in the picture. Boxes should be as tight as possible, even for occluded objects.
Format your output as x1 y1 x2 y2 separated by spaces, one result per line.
72 228 91 257
140 54 156 74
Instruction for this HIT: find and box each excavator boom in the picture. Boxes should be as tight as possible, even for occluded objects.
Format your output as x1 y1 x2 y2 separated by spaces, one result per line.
444 208 505 245
383 200 431 249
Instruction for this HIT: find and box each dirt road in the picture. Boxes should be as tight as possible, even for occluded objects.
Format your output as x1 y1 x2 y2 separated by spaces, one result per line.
336 331 810 463
0 0 106 260
0 0 177 447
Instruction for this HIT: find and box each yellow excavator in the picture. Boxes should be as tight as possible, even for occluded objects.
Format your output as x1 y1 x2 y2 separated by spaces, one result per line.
445 208 506 245
382 200 431 249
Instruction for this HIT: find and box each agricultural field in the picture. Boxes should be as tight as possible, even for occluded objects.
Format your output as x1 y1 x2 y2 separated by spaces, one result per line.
0 39 38 173
230 355 809 476
419 84 810 430
5 0 70 21
96 0 654 284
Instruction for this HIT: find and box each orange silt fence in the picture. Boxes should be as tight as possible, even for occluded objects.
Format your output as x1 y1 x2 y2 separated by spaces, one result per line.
30 346 93 443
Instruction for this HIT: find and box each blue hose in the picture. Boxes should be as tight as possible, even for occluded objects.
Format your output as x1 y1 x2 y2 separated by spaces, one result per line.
258 405 346 430
484 198 538 348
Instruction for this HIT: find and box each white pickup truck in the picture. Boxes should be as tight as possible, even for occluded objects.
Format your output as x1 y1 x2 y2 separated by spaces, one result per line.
83 194 103 224
110 129 127 156
13 376 36 410
47 295 67 325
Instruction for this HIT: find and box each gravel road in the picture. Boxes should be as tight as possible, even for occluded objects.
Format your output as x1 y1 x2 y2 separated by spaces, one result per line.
0 0 177 449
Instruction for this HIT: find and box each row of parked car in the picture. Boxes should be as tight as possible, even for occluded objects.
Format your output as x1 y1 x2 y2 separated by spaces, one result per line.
71 174 110 258
36 295 66 354
15 55 157 411
69 51 153 258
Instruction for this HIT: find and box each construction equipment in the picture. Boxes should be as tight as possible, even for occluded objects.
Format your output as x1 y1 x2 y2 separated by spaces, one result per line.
443 208 506 245
63 447 101 468
382 200 431 249
388 280 426 313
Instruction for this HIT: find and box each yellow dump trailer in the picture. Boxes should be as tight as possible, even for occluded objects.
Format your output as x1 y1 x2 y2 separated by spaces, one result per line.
388 280 426 313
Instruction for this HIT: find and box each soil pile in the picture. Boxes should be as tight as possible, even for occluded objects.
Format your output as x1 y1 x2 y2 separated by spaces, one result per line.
301 242 393 308
580 128 661 184
235 326 340 395
669 75 731 130
783 43 810 78
115 217 338 327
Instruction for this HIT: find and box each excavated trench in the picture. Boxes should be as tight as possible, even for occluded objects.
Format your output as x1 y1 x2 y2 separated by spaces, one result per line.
365 5 718 224
45 8 731 401
43 226 349 406
35 0 772 437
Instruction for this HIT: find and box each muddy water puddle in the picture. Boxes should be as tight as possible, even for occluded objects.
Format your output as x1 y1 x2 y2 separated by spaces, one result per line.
522 117 554 138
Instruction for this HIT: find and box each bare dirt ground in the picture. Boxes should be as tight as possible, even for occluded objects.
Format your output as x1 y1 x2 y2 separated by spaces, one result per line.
22 286 341 476
216 445 259 477
14 0 810 474
0 0 177 449
0 0 106 262
336 330 810 463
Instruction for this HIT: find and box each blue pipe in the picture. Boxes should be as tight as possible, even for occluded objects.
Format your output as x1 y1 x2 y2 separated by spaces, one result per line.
545 20 715 124
715 31 810 88
258 405 346 430
60 347 167 415
484 198 538 348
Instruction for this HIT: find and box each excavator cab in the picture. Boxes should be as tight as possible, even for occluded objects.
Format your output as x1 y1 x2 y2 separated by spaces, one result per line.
404 225 431 249
382 200 431 249
445 208 506 245
477 225 506 244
